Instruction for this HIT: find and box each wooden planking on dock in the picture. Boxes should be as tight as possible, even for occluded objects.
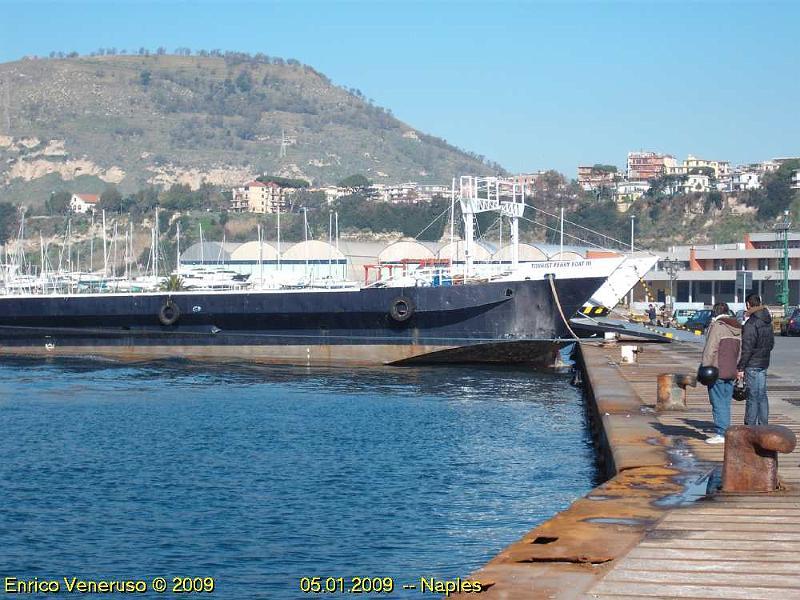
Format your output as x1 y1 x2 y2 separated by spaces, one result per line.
586 342 800 600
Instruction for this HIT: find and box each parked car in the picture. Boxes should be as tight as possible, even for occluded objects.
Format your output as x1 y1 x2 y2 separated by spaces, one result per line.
674 309 698 326
685 309 713 333
781 308 800 336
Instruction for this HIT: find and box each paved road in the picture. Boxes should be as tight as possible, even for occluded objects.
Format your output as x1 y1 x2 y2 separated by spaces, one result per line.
770 335 800 383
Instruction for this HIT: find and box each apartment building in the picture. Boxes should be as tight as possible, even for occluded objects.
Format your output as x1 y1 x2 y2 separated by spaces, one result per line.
577 166 618 191
230 181 293 214
627 152 678 181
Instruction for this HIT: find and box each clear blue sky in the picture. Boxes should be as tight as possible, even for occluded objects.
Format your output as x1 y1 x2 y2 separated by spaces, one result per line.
1 0 798 175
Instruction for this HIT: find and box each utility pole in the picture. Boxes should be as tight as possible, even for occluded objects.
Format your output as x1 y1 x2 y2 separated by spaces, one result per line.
280 129 288 158
775 210 792 316
629 215 635 307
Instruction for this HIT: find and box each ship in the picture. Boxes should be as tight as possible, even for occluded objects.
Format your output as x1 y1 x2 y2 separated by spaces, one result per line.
0 176 621 367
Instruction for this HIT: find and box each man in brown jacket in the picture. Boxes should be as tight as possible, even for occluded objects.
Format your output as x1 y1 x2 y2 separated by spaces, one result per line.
701 302 742 444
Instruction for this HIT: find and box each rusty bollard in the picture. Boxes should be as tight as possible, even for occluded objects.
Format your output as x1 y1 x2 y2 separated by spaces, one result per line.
656 373 697 412
722 425 797 492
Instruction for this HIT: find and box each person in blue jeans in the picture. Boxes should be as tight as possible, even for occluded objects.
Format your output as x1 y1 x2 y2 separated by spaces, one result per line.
700 302 742 444
737 293 774 426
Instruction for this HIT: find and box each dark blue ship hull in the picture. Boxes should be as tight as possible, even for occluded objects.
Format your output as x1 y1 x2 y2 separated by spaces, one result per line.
0 277 604 366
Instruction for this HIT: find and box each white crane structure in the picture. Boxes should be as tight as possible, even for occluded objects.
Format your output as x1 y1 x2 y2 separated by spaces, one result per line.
457 175 525 277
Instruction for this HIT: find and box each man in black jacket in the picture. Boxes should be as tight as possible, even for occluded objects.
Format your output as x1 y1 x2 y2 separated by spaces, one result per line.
737 293 775 425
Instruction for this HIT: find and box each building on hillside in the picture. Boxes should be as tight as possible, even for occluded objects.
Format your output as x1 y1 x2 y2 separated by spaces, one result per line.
682 155 730 178
731 170 761 192
759 160 781 174
511 172 546 196
681 173 711 194
613 181 650 210
791 169 800 190
417 184 450 201
374 182 418 203
627 151 677 181
70 193 100 214
639 231 800 307
369 182 450 203
314 185 349 205
577 166 618 191
230 181 294 214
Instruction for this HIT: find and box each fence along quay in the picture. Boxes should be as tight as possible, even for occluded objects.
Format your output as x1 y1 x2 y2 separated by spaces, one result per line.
454 339 800 599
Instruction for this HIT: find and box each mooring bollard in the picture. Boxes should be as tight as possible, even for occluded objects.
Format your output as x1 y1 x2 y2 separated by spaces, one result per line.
656 373 696 411
722 425 797 492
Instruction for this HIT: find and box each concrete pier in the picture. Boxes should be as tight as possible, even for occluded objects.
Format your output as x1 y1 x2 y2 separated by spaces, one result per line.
462 339 800 599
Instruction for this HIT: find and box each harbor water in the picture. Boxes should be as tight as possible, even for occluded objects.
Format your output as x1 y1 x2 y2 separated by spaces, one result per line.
0 359 600 598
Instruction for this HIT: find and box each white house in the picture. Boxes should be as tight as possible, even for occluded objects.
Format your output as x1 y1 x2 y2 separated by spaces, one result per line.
70 193 100 213
682 173 711 194
613 181 650 211
732 171 761 191
791 169 800 190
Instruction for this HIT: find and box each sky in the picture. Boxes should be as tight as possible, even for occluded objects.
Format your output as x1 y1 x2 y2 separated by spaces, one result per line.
1 0 798 175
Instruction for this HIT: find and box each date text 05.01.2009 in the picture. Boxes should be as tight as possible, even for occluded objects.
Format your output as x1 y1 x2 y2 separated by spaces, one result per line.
299 576 482 595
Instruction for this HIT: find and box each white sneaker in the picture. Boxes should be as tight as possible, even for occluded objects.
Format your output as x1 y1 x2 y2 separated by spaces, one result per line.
706 435 725 444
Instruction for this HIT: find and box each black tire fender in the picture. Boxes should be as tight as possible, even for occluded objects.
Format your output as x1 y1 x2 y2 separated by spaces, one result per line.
388 296 415 323
158 298 181 326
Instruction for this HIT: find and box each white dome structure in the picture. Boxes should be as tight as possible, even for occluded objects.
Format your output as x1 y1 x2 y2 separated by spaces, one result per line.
493 243 549 262
379 240 438 264
282 240 346 261
229 241 281 261
180 241 237 262
437 240 494 262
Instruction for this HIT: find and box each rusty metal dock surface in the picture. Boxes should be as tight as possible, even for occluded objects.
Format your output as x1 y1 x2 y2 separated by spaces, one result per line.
463 339 800 599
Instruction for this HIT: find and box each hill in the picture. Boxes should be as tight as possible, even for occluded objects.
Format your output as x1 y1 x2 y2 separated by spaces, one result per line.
0 53 500 204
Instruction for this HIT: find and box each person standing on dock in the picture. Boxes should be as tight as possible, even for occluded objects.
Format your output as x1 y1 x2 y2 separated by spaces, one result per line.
701 302 742 444
737 293 775 426
648 304 657 325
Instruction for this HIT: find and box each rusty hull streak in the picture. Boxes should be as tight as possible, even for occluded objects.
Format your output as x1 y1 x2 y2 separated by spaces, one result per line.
455 343 685 599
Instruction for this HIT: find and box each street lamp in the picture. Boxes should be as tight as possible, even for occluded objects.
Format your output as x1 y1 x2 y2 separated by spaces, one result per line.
661 257 681 310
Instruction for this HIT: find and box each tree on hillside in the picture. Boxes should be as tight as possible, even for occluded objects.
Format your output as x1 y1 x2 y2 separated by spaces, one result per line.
99 186 124 213
45 191 71 215
337 174 371 189
235 71 253 93
293 190 327 211
256 175 310 188
688 166 715 178
745 159 800 220
646 174 686 198
592 164 618 173
139 70 151 87
0 203 18 245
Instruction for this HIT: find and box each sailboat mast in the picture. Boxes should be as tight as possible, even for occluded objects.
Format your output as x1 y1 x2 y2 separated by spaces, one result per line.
154 207 159 278
102 210 108 277
276 198 281 270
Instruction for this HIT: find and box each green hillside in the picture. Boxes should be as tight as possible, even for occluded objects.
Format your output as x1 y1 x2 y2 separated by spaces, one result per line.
0 53 500 204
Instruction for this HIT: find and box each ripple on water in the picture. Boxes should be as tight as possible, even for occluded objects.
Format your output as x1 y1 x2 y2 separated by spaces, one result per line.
0 358 599 598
